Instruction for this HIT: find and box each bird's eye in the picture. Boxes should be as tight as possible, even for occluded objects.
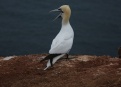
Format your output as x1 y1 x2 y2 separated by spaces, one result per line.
58 8 63 13
58 8 61 10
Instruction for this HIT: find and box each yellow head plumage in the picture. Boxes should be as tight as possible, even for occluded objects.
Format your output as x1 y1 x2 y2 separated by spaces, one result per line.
60 5 71 24
50 5 71 24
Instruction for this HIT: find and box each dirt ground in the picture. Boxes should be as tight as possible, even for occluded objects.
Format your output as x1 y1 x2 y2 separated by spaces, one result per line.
0 54 121 87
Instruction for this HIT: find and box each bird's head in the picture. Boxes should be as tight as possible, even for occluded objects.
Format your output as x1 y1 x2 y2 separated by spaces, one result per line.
50 5 71 24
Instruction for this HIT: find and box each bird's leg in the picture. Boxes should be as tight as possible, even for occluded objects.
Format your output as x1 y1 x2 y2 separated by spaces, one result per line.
66 53 69 60
119 56 121 58
66 53 69 59
50 58 53 67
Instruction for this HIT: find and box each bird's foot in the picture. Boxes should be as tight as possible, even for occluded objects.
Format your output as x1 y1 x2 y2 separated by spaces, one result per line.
65 57 69 61
65 54 69 61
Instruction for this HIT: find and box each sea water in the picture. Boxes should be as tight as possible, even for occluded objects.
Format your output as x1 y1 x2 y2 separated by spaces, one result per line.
0 0 121 56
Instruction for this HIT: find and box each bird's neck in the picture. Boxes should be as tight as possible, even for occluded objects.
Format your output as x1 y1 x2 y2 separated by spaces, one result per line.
62 21 70 28
62 19 70 26
61 21 71 32
62 13 70 25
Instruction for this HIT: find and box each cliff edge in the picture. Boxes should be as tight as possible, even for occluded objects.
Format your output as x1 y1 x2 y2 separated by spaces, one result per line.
0 54 121 87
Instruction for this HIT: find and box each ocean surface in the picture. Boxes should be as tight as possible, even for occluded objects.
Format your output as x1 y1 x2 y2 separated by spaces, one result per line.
0 0 121 57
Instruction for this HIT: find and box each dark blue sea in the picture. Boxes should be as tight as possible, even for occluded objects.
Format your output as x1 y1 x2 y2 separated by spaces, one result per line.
0 0 121 57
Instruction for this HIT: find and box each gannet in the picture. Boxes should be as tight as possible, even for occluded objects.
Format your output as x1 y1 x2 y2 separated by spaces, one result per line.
41 5 74 70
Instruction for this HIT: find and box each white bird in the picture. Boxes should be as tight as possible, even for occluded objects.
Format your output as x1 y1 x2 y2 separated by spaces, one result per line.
41 5 74 70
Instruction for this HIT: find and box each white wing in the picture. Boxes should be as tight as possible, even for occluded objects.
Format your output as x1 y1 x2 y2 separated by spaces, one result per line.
49 36 73 54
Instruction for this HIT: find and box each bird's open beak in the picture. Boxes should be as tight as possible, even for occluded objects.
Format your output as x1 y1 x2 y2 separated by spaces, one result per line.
50 9 61 12
50 9 62 21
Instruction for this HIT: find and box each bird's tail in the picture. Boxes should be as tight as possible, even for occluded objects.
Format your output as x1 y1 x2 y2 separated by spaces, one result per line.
44 54 66 70
40 54 61 62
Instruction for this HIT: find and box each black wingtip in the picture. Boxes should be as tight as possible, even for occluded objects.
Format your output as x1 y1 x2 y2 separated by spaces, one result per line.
40 54 61 62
